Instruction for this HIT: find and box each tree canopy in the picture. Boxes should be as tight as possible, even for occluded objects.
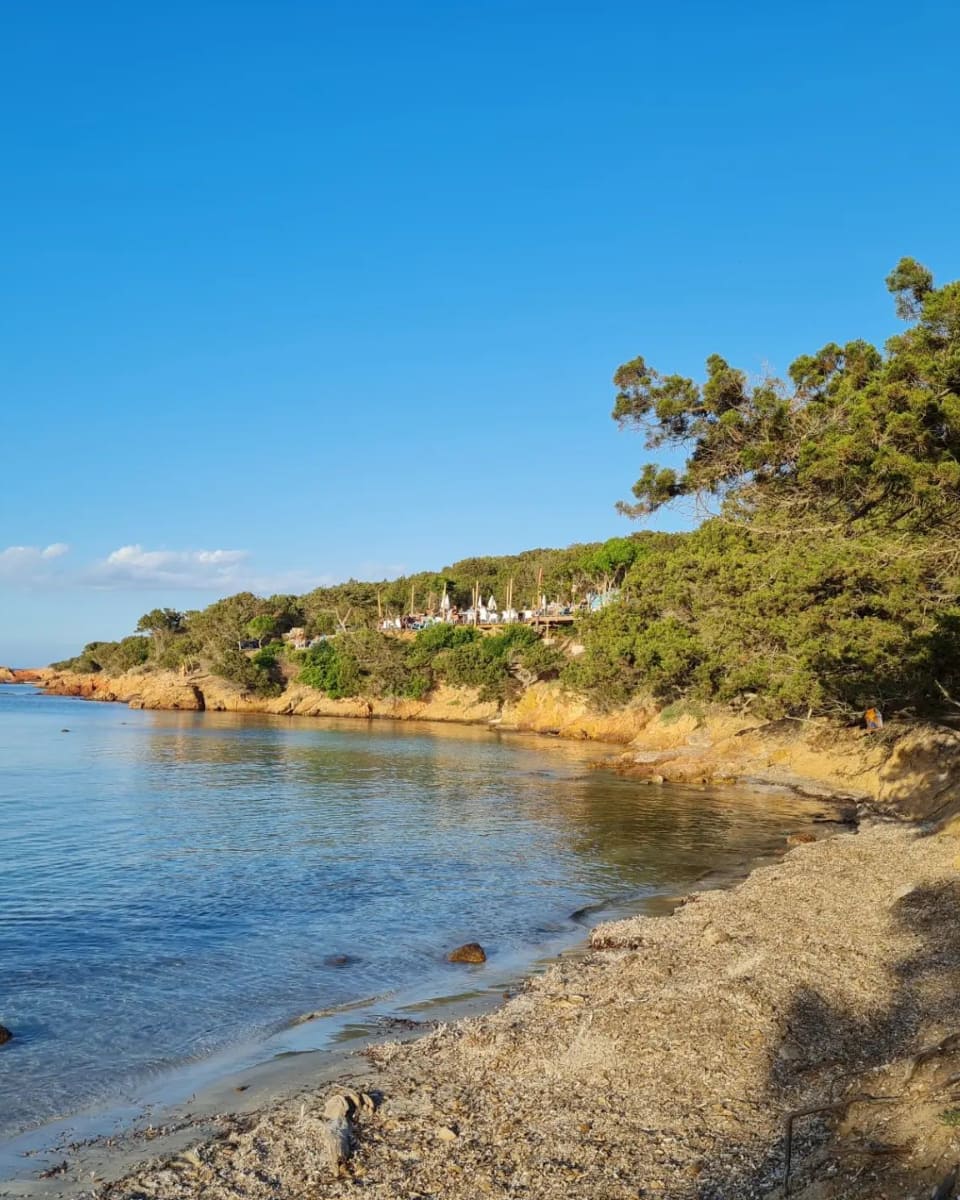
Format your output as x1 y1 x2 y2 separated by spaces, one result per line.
576 259 960 717
613 257 960 539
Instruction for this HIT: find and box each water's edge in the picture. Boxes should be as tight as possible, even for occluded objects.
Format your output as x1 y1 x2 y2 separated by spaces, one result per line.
0 831 821 1194
0 688 841 1193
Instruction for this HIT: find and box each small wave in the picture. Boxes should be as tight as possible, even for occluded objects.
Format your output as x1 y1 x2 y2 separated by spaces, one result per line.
286 991 396 1028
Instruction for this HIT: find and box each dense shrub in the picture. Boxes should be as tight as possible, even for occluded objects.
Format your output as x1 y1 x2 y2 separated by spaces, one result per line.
567 518 960 717
441 624 564 701
296 639 361 699
292 623 563 705
213 648 283 697
51 637 150 675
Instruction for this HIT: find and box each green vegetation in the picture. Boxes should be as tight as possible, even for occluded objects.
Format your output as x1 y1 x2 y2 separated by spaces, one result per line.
212 648 283 698
577 258 960 717
294 623 563 704
51 538 627 699
52 635 150 675
52 259 960 722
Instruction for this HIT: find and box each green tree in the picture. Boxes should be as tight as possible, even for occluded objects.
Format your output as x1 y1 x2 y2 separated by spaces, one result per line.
190 592 262 653
135 608 185 659
586 259 960 716
297 639 361 699
247 614 278 647
212 648 283 697
612 258 960 536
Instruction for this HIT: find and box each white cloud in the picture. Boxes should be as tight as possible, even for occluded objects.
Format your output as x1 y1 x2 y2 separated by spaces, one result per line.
0 540 327 596
0 544 71 582
87 545 252 590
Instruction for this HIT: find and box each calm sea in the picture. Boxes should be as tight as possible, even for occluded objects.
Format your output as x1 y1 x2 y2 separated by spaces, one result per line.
0 684 817 1142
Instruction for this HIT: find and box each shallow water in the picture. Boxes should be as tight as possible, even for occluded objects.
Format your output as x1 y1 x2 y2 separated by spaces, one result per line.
0 685 818 1140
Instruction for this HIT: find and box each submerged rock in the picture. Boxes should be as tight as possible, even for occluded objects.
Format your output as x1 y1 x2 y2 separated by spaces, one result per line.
0 1024 12 1045
324 954 359 968
447 942 486 964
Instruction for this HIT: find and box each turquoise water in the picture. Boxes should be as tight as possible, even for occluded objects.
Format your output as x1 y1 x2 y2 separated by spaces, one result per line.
0 685 816 1141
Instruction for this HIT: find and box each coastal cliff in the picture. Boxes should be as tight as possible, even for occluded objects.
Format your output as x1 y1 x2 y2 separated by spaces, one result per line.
12 666 960 816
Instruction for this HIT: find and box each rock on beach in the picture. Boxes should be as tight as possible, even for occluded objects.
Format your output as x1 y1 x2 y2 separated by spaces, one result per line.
447 942 486 963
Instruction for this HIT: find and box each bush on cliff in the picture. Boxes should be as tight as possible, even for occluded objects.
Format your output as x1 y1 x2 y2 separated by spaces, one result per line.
296 639 361 700
213 649 283 697
440 624 564 702
293 623 564 705
52 636 151 675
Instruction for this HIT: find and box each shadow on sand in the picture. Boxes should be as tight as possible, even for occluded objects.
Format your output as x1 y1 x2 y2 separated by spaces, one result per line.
694 875 960 1199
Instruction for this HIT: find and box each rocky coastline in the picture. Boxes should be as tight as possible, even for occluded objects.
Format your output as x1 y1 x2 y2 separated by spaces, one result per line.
9 666 960 814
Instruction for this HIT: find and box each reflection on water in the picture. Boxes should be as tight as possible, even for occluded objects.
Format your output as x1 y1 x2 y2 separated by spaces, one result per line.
0 687 820 1139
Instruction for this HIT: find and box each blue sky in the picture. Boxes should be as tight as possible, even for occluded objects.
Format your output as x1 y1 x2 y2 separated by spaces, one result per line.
2 0 958 665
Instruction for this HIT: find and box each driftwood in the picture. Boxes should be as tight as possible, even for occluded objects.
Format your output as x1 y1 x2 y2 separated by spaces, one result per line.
782 1093 899 1194
317 1090 378 1175
781 1032 960 1193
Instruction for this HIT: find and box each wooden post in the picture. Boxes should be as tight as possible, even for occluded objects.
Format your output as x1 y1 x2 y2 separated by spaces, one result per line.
409 581 415 616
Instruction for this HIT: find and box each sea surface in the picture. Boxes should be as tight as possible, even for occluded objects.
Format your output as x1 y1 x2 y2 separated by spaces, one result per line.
0 684 819 1143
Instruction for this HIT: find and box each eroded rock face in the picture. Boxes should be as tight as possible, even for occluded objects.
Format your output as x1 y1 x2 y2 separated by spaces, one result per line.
447 942 486 964
877 724 960 823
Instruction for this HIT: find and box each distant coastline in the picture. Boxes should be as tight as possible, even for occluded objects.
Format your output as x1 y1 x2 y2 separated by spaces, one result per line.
9 665 952 815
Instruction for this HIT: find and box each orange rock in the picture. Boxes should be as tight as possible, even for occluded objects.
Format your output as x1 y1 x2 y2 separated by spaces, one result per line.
448 942 487 964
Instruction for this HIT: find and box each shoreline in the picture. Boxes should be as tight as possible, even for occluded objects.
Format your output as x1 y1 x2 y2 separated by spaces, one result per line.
0 940 586 1196
0 857 814 1199
1 667 911 807
0 809 821 1196
0 694 837 1197
7 817 960 1199
2 668 652 745
0 876 774 1195
8 680 960 1196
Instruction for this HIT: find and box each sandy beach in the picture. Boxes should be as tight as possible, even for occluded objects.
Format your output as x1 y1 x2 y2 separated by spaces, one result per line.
6 812 960 1200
